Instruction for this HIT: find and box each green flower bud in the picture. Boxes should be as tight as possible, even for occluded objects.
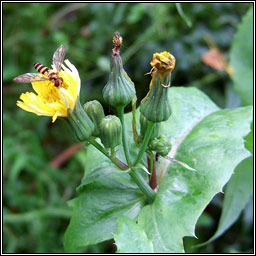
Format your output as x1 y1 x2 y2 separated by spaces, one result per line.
67 100 94 141
84 100 105 137
102 33 135 108
140 51 176 123
100 115 122 148
149 135 172 156
140 113 160 140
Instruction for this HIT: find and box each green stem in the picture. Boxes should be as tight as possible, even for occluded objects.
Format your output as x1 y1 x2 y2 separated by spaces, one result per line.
133 121 155 166
117 106 132 166
111 147 116 157
88 137 155 202
87 137 128 170
132 96 139 146
147 151 154 175
130 167 155 204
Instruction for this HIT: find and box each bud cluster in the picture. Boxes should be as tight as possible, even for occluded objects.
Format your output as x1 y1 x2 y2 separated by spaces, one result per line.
70 34 176 158
148 135 172 157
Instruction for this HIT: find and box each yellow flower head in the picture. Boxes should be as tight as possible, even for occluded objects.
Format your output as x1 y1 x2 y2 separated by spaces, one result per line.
150 51 176 76
17 60 80 122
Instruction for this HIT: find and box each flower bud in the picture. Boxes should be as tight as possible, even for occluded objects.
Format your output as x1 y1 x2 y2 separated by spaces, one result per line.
100 115 122 148
84 100 105 137
102 33 135 108
140 51 175 123
140 113 160 140
67 100 94 141
149 135 172 156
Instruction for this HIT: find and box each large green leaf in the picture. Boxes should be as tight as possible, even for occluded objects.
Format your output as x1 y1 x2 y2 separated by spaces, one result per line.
207 10 254 244
230 8 253 106
198 156 253 247
198 123 253 246
114 216 154 253
137 88 252 253
63 145 146 252
203 14 254 243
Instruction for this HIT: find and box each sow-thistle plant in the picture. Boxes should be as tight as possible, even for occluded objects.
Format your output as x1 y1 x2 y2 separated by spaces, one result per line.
13 21 253 252
14 33 179 204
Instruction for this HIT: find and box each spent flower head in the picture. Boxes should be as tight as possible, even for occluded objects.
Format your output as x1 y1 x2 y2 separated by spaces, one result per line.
140 51 176 123
150 51 176 76
102 32 135 108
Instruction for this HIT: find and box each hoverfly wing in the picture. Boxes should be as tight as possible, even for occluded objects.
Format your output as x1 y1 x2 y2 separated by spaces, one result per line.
13 73 48 83
52 44 66 72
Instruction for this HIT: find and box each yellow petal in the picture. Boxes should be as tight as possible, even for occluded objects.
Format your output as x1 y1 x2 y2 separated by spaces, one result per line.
58 87 75 110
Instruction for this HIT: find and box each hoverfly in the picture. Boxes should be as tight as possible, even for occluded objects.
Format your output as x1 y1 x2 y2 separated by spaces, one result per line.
13 45 66 87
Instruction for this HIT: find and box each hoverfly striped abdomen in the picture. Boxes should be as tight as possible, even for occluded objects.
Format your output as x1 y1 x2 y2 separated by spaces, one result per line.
13 45 66 87
33 63 50 75
33 62 63 87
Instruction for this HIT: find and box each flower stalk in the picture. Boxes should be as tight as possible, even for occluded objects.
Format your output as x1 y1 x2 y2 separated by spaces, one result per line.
117 106 132 166
129 168 155 203
132 96 139 146
133 121 155 166
87 136 128 170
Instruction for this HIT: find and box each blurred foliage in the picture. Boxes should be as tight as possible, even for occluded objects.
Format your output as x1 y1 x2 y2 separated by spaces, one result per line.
3 2 253 253
230 7 253 106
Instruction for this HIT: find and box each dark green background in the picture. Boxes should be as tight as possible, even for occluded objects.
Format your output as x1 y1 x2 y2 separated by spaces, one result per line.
3 3 253 253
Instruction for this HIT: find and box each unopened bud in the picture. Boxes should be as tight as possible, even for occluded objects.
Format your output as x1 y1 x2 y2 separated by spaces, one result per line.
84 100 105 137
100 115 122 148
67 100 94 141
140 114 160 140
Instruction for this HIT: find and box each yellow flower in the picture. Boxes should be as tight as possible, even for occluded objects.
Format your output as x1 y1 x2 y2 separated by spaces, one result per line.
17 60 80 122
